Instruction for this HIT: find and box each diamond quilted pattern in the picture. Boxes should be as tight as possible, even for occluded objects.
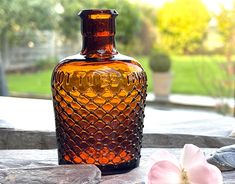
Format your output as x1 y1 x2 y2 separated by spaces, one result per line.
52 68 147 171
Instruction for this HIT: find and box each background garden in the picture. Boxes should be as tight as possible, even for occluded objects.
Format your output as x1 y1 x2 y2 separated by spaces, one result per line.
0 0 234 105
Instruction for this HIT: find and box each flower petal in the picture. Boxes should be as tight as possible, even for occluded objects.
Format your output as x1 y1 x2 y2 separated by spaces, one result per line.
147 160 181 184
150 150 180 168
188 163 223 184
181 144 206 169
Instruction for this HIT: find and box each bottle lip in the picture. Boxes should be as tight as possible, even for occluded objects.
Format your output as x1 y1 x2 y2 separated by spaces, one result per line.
78 9 118 18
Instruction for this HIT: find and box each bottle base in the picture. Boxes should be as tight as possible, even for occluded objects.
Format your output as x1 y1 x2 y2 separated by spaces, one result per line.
59 158 140 175
98 158 140 175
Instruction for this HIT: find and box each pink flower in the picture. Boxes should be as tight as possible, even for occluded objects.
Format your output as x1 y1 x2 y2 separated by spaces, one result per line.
147 144 223 184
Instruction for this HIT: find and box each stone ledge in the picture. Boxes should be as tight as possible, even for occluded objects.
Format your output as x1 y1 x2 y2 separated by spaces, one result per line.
0 129 56 149
0 149 234 183
143 133 235 148
0 165 101 184
1 129 235 149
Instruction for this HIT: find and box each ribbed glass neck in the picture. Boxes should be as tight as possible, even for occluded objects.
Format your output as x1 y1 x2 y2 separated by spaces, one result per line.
78 9 118 59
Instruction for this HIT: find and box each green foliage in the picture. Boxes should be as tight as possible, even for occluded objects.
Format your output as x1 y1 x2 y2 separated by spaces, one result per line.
0 0 155 55
216 5 235 42
35 57 58 70
149 49 171 72
157 0 210 54
125 4 157 55
216 4 235 60
210 6 235 108
0 0 57 44
58 0 92 39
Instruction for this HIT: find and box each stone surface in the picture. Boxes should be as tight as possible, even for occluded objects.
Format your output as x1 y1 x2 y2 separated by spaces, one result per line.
145 115 235 137
143 133 235 148
223 171 235 184
1 129 235 149
0 165 101 184
0 97 55 131
1 129 235 150
0 120 14 129
0 150 101 184
0 149 234 183
147 93 235 109
230 130 235 137
207 144 235 171
1 96 234 138
1 97 235 149
0 149 57 169
0 129 56 149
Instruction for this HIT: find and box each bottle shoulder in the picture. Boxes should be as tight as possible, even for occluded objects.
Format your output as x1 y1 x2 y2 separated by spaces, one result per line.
58 53 139 63
53 53 144 73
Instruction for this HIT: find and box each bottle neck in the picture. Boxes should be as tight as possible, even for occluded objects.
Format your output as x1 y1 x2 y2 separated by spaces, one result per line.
79 9 118 59
81 35 117 58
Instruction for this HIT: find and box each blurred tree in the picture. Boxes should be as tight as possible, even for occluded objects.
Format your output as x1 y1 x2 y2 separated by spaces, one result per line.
0 0 57 95
135 5 157 55
157 0 210 54
215 5 235 115
216 4 235 63
58 0 91 40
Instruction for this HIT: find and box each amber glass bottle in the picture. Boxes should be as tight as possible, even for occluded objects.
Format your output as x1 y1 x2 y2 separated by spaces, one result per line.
51 9 147 175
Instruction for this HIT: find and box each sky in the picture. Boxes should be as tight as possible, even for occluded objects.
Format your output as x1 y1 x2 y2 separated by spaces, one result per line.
141 0 234 13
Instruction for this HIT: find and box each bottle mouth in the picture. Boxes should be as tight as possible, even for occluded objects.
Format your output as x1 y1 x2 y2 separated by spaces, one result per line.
78 9 118 19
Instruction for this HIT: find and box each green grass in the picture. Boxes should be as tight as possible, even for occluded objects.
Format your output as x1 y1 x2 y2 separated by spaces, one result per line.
6 55 229 96
7 70 52 95
170 55 225 95
138 55 227 96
